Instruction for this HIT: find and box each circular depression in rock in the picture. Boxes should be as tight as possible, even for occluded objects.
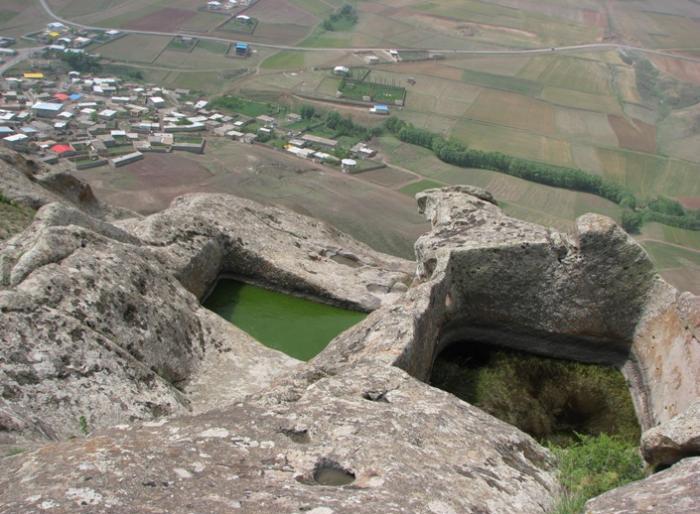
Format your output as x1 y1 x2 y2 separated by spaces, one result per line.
430 341 641 445
312 459 356 486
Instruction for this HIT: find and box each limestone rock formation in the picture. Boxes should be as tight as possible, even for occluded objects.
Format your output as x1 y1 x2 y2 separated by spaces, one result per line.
1 168 699 514
0 364 559 514
0 189 411 447
641 400 700 468
585 457 700 514
0 148 129 219
318 186 699 433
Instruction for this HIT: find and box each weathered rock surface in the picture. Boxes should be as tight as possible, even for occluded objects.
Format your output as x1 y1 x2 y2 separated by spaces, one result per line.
585 457 700 514
641 401 700 468
1 191 411 447
0 364 559 514
122 193 413 308
1 173 699 513
0 148 130 219
318 186 700 433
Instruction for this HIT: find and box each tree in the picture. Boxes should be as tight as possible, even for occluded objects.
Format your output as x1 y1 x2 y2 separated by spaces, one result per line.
300 105 316 119
60 52 101 73
621 211 643 234
326 111 341 129
647 196 685 217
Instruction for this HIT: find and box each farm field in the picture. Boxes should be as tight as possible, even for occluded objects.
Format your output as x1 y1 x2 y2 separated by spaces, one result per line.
73 141 428 259
28 0 700 293
377 136 622 231
0 0 52 38
97 34 172 63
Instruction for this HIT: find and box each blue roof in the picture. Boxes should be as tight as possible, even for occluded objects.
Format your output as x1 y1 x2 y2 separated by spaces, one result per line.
69 93 82 100
235 42 248 48
375 104 389 109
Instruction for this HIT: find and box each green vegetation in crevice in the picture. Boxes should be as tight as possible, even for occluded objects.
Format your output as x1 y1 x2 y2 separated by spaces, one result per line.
0 194 34 242
430 343 645 514
549 434 645 514
431 343 641 446
3 447 26 458
79 416 89 435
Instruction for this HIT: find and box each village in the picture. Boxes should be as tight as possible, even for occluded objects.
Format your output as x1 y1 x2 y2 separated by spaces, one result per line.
0 22 391 174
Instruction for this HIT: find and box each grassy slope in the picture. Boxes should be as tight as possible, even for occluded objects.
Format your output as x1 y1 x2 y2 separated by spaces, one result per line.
0 198 34 241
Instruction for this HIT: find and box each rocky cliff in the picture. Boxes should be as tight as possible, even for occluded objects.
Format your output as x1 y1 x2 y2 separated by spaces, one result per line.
0 164 698 513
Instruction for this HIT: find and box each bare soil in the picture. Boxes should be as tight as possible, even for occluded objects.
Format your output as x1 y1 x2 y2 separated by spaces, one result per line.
125 8 197 32
74 143 428 259
608 115 657 153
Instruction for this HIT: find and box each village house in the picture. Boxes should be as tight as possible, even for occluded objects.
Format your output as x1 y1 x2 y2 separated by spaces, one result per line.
31 102 63 118
301 133 338 148
109 151 143 168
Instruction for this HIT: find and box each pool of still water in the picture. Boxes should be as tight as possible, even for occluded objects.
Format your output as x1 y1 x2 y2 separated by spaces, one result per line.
204 279 367 361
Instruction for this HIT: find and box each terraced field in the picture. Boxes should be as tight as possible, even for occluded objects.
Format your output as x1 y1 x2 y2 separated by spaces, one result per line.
23 0 700 292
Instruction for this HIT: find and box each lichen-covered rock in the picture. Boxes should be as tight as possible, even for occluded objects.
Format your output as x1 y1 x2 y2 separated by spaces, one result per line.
320 186 699 435
1 176 698 514
1 192 411 447
641 401 700 468
585 457 700 514
0 147 132 219
124 193 413 308
0 364 560 514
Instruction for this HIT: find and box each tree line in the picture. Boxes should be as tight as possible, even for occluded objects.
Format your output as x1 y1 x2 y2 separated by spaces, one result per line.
384 117 700 233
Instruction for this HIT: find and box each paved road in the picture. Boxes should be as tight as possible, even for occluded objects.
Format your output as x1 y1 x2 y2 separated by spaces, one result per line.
38 0 700 62
0 47 44 76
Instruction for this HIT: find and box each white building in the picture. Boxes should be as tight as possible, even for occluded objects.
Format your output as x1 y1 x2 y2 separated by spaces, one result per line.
341 158 357 172
31 102 63 118
148 96 166 108
47 22 67 32
333 66 350 75
98 109 117 120
109 151 143 168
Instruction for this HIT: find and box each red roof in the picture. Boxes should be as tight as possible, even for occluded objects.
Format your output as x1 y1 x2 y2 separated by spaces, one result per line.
53 93 69 102
50 144 74 154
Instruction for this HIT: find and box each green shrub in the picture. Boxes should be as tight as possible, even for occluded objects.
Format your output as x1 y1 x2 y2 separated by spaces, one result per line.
550 434 645 514
79 415 89 435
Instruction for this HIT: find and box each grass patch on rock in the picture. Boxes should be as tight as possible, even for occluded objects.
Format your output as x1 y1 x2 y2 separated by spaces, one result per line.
0 194 34 242
431 342 645 513
549 434 645 514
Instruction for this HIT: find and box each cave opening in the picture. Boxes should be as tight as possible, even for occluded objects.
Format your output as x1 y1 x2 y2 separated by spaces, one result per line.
430 341 641 446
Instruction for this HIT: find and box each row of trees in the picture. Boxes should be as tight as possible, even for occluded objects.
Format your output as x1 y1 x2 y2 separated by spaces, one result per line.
60 52 101 73
386 118 636 207
325 110 381 140
385 117 700 233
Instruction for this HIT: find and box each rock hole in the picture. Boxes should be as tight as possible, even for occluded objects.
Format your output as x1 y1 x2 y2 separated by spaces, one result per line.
362 390 390 403
330 253 362 268
430 341 640 446
280 427 311 444
312 459 355 486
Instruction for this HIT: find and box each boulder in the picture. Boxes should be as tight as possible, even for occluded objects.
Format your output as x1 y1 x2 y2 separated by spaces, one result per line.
641 401 700 468
585 457 700 514
0 192 412 446
319 186 700 435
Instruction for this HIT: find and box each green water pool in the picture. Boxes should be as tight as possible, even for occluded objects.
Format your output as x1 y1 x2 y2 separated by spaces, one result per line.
204 279 367 361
